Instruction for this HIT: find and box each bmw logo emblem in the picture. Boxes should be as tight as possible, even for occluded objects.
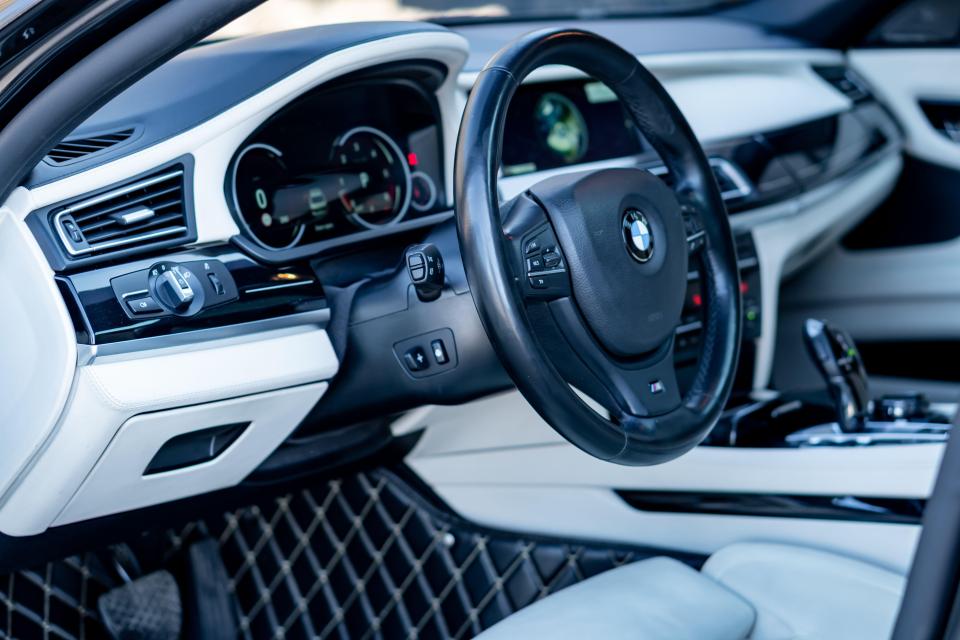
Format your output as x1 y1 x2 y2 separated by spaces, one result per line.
622 208 654 263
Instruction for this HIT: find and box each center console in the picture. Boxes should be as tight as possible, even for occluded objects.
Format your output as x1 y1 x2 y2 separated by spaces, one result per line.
677 232 761 392
704 316 955 449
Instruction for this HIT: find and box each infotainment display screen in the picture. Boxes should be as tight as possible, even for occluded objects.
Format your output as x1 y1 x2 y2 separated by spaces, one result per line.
501 79 644 177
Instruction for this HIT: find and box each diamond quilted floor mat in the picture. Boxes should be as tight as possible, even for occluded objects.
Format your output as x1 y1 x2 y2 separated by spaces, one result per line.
1 468 694 639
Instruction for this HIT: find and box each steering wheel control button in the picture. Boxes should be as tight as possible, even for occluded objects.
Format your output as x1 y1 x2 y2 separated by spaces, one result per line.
430 340 449 365
403 347 430 372
622 208 655 263
649 380 666 395
405 243 445 302
542 251 562 269
519 226 570 298
125 295 161 315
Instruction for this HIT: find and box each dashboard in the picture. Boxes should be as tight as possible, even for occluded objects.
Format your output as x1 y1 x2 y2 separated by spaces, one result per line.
2 19 905 538
228 64 447 252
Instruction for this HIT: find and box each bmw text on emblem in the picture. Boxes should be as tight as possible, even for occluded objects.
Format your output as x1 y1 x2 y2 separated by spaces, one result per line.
622 208 655 263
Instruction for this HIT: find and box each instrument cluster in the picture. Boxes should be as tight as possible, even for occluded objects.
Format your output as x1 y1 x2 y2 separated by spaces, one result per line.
227 77 445 251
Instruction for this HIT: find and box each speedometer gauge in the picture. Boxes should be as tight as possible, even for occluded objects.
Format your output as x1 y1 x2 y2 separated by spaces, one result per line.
332 126 411 229
230 143 304 250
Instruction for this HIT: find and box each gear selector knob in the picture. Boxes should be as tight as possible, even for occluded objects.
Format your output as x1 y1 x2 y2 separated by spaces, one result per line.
803 318 871 432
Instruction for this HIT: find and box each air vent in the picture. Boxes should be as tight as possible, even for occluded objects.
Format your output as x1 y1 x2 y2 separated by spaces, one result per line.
53 167 188 257
44 128 136 165
814 66 871 103
647 157 753 202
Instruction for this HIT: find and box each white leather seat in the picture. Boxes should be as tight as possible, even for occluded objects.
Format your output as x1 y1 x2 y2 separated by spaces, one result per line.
475 543 905 640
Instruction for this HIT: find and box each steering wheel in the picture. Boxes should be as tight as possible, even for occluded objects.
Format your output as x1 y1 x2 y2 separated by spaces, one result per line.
455 29 742 465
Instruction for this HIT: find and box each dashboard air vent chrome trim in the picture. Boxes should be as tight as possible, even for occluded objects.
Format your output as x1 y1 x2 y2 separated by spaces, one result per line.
53 167 188 257
44 128 137 165
646 157 753 202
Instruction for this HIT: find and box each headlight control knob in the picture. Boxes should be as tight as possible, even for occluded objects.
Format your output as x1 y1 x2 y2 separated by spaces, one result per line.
150 263 202 314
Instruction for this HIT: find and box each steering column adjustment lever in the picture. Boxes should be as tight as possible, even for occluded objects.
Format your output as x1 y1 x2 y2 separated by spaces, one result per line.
405 243 445 302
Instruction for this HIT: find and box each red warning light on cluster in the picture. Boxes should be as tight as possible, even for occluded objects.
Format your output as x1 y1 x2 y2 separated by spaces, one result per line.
407 152 419 167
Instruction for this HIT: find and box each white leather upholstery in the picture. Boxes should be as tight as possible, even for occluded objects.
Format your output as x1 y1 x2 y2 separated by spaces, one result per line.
475 556 756 640
703 543 905 640
475 543 905 640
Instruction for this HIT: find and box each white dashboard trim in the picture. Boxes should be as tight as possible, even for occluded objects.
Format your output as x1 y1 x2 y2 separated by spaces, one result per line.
0 187 77 506
0 325 338 536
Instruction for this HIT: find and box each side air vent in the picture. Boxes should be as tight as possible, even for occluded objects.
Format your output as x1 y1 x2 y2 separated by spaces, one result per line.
814 66 872 103
44 128 137 165
647 157 753 202
53 167 188 257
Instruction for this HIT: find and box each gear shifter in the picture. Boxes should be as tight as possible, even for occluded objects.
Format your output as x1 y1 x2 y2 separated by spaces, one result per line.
802 319 871 432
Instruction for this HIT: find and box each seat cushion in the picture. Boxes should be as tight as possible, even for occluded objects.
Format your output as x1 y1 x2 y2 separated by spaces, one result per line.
474 556 756 640
702 542 905 640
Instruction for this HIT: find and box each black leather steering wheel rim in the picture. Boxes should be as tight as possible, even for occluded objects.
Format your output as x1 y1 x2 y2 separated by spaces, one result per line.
455 28 742 465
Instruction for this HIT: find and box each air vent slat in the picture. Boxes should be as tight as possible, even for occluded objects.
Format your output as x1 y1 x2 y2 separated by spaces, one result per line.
52 165 189 258
70 184 181 223
44 127 136 165
84 213 185 243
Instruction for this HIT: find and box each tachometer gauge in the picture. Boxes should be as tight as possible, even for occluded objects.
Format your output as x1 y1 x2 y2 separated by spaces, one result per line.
535 93 589 163
230 143 304 249
332 126 411 229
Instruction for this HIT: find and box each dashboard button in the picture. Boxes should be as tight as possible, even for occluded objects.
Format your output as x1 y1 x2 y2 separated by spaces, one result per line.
430 339 449 365
126 295 161 315
524 238 541 255
207 273 225 296
529 276 547 289
403 347 429 372
527 256 545 272
542 251 561 268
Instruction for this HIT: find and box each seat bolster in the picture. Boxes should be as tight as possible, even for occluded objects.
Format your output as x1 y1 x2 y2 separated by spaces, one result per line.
703 542 906 640
475 556 755 640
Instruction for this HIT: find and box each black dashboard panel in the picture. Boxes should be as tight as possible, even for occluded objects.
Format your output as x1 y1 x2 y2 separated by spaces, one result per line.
227 63 448 257
24 22 451 188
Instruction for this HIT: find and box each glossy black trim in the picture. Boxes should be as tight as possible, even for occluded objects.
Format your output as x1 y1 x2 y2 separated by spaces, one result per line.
616 490 925 524
62 244 326 345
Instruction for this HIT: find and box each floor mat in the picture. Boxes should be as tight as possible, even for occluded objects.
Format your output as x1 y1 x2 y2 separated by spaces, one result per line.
1 469 681 639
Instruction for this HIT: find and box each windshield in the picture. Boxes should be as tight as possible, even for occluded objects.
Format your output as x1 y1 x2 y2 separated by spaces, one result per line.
215 0 744 39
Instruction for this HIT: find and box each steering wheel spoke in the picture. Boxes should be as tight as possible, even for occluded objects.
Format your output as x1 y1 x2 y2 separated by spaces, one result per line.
502 194 572 302
548 297 683 419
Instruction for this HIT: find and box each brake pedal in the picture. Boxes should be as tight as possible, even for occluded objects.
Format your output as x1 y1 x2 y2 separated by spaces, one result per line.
98 570 182 640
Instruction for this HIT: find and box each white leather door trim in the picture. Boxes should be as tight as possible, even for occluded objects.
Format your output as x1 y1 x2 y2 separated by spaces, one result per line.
850 49 960 170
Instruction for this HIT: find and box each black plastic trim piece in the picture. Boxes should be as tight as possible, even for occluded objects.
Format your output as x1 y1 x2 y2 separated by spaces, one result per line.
616 489 925 524
844 156 960 250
